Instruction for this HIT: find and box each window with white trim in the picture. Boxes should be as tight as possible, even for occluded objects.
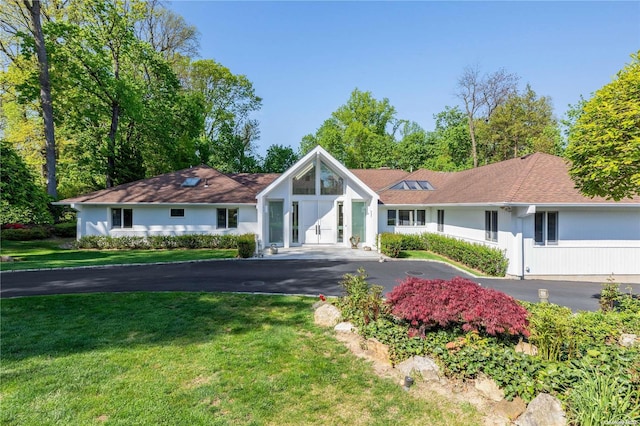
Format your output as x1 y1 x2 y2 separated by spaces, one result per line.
437 209 444 232
534 211 558 245
485 210 498 242
112 208 133 229
217 208 238 229
391 209 426 226
387 210 396 226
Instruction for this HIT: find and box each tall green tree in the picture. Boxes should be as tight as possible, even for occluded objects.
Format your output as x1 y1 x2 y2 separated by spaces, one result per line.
1 0 57 197
478 84 562 162
425 106 472 171
262 144 298 173
566 52 640 200
0 140 52 224
394 121 433 171
300 89 398 168
184 59 262 171
456 66 519 167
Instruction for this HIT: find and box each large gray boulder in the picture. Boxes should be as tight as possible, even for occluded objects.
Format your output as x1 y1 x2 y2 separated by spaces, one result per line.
314 303 341 327
515 393 566 426
395 355 441 382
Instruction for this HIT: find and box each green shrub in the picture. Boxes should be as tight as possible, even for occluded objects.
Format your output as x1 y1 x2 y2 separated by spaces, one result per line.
400 234 427 250
236 234 256 258
380 232 508 276
423 233 508 276
0 226 50 241
379 233 404 257
74 234 254 251
600 276 622 312
525 302 577 361
75 236 101 249
51 222 77 238
147 235 178 249
336 268 387 329
567 367 640 425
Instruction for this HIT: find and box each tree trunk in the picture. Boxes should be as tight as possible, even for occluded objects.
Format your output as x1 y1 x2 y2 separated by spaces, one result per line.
24 0 57 198
467 115 478 168
106 101 120 188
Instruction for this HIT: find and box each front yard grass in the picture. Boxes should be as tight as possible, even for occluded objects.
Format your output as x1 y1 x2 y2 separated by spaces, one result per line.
399 250 486 277
0 239 236 271
1 292 480 425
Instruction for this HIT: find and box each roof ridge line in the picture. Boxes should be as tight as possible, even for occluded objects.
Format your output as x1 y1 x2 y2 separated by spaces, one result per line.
505 154 540 202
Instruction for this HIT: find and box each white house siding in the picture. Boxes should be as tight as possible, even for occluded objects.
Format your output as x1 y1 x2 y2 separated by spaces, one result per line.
76 205 258 238
522 207 640 278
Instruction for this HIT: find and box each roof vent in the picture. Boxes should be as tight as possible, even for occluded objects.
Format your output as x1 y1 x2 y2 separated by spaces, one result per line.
181 177 201 187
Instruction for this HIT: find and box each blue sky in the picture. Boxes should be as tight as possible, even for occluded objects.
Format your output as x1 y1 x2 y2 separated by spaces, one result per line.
168 1 640 156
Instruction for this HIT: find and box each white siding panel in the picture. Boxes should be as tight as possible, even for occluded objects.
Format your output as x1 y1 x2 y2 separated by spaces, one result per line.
525 242 640 275
78 205 258 237
522 207 640 276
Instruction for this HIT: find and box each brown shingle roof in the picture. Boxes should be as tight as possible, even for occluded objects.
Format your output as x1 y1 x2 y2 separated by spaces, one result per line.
376 153 640 205
350 169 410 191
60 154 640 206
61 165 279 204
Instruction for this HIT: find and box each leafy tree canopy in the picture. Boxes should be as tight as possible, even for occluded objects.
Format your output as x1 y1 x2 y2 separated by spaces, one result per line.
566 52 640 200
0 140 53 225
300 89 398 169
262 144 298 173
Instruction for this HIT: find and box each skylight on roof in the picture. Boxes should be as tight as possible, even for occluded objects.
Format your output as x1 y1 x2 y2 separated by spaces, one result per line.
181 177 201 187
390 180 434 190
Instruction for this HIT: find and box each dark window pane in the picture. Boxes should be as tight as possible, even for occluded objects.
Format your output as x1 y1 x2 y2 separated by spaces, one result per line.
112 208 122 228
416 210 426 226
123 209 133 228
485 211 491 240
217 208 227 229
534 212 544 245
399 210 411 226
292 163 316 195
437 210 444 232
228 208 238 229
320 162 344 195
170 209 184 217
387 210 396 226
547 212 558 243
491 211 498 241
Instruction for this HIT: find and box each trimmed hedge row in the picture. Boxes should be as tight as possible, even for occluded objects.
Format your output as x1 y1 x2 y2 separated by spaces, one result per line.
379 232 508 276
0 222 77 240
74 233 257 258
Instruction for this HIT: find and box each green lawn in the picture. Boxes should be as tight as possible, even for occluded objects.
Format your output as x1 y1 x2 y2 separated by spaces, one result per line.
0 239 237 271
1 293 480 425
399 250 486 277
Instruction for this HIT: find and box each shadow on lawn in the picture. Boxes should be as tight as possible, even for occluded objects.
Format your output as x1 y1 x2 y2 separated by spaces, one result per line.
0 292 313 361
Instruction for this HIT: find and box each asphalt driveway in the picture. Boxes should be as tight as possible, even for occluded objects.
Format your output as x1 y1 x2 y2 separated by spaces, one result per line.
3 258 637 311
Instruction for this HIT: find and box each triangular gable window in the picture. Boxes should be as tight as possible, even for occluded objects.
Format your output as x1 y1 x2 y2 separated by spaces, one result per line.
320 162 344 195
292 162 315 195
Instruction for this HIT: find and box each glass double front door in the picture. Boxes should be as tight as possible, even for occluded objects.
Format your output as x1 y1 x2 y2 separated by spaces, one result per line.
300 200 335 244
